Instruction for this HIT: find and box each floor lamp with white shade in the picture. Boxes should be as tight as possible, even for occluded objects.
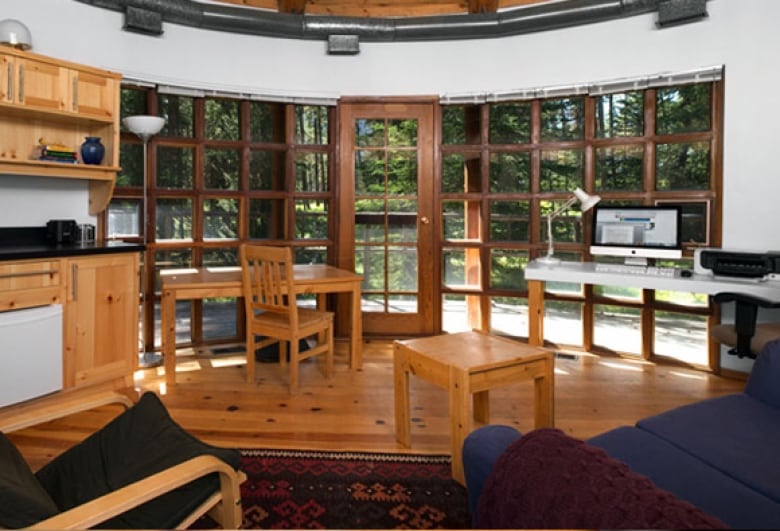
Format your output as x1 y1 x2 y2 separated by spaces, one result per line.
122 115 166 368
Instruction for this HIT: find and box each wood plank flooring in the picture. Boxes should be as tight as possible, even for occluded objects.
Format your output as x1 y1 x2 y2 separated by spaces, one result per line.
8 338 745 471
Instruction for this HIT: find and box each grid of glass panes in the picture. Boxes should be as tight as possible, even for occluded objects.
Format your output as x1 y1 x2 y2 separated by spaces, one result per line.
440 81 720 365
109 87 334 349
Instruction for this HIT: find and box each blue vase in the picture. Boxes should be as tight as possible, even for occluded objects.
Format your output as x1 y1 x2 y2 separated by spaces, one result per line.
80 136 105 165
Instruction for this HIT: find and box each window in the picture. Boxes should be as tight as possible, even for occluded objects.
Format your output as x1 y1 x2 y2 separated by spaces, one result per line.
108 87 335 350
440 77 722 366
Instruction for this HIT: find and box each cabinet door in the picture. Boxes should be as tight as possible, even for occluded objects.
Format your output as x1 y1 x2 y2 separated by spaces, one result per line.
0 53 16 104
16 57 68 111
71 69 117 119
63 253 139 389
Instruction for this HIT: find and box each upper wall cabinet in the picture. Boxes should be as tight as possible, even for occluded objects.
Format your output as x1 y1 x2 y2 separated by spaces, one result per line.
0 48 121 214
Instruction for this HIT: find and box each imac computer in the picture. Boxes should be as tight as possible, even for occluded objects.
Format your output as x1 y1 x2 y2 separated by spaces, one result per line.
590 205 682 265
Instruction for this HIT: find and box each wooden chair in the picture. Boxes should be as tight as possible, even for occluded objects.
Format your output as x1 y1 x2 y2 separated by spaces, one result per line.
0 390 246 530
240 244 334 394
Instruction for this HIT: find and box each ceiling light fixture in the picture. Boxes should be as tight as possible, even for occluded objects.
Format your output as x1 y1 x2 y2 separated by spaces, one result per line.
0 19 32 50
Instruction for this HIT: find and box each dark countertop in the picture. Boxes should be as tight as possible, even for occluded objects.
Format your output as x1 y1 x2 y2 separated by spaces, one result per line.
0 240 145 261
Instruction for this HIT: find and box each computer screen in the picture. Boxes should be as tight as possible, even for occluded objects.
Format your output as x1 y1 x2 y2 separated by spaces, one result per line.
590 205 682 264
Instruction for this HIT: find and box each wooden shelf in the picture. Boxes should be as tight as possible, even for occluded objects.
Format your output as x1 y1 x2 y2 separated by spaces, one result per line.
0 48 121 215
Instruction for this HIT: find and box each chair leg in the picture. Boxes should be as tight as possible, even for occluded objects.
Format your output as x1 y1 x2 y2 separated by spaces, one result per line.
325 323 334 379
246 333 256 384
279 340 288 367
289 339 299 394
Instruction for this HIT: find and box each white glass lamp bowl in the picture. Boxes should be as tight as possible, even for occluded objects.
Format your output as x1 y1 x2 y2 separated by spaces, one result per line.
0 19 32 50
123 115 166 141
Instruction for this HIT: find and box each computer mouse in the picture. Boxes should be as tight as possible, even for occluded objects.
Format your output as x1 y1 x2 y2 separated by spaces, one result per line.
681 269 693 278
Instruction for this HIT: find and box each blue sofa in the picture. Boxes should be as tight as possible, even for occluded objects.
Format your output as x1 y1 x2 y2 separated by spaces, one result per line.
463 339 780 529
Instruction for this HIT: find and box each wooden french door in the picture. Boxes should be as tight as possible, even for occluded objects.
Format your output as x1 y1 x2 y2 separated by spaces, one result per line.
337 100 437 336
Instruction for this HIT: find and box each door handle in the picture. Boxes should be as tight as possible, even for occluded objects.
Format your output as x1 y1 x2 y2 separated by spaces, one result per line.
420 216 430 225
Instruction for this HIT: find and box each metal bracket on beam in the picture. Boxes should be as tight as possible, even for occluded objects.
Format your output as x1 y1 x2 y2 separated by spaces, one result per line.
123 5 163 36
657 0 708 28
327 35 360 55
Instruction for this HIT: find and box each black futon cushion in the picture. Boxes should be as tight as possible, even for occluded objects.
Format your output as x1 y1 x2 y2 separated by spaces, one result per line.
35 392 242 529
0 432 60 528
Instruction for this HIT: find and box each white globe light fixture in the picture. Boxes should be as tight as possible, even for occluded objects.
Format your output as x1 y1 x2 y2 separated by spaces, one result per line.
0 19 32 50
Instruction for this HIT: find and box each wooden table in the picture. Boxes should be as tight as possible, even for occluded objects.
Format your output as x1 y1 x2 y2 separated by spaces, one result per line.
160 265 363 386
393 331 554 484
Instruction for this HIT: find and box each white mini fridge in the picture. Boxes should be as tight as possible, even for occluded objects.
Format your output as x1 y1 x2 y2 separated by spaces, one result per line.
0 304 63 408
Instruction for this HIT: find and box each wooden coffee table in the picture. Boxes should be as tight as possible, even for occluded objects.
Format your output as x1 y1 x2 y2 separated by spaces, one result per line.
393 331 554 484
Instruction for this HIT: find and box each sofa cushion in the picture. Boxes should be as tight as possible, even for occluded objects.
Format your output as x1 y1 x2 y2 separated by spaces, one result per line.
637 393 780 504
35 392 241 529
590 425 780 529
745 339 780 408
475 428 726 529
0 432 60 528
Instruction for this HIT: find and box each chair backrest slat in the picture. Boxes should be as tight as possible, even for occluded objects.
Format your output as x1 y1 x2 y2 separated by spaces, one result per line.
240 245 298 328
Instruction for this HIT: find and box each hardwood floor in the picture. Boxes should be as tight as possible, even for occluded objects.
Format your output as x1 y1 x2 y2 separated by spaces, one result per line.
9 338 745 471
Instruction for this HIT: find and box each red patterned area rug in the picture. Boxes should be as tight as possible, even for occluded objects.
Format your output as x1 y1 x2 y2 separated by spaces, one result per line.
198 449 470 529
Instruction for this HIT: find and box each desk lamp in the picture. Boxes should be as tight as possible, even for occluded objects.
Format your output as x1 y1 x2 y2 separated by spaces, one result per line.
537 187 601 265
123 115 166 368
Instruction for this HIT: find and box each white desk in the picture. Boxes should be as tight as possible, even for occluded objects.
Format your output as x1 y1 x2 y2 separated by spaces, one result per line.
524 260 780 370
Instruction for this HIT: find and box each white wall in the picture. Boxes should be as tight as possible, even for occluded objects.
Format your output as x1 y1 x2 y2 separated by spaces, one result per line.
2 0 774 369
3 0 775 246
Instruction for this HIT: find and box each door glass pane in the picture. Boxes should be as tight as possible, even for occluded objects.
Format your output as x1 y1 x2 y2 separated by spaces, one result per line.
354 117 421 318
388 119 418 147
387 151 417 194
387 200 417 243
355 150 385 194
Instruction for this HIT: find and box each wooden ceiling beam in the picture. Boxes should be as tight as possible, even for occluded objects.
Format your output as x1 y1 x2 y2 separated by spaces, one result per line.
278 0 307 14
468 0 498 14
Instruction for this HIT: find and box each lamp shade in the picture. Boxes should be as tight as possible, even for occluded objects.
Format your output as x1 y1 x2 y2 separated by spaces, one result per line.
573 187 601 212
123 115 166 141
0 19 32 50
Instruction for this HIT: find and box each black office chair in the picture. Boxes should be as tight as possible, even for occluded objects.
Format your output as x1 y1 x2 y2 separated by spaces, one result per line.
710 292 780 359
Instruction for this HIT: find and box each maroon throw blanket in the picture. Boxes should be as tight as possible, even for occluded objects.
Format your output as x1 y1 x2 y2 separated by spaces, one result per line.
475 428 727 529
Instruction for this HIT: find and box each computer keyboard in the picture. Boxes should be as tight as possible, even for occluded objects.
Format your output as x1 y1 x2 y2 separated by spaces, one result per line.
594 263 678 277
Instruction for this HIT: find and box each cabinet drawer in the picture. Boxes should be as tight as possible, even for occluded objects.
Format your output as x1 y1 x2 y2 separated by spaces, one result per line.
0 260 63 309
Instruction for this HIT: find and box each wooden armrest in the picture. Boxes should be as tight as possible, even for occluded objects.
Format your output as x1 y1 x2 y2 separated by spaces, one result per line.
0 390 134 434
28 455 246 530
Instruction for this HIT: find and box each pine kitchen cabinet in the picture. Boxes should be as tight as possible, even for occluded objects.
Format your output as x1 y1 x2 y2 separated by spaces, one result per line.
0 47 121 214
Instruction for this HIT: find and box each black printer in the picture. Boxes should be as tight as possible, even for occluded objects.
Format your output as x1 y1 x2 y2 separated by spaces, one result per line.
694 248 780 279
